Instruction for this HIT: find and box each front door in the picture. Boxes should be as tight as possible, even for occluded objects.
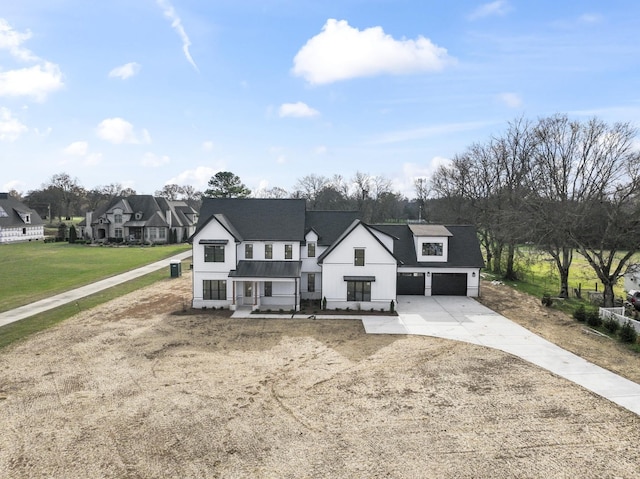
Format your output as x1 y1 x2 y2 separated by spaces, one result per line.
243 282 253 305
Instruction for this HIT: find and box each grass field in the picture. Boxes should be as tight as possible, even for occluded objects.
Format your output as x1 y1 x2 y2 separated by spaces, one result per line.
492 247 634 312
0 264 187 349
0 241 190 313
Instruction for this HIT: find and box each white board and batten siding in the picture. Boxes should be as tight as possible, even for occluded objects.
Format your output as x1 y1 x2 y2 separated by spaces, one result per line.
191 218 237 308
321 224 397 310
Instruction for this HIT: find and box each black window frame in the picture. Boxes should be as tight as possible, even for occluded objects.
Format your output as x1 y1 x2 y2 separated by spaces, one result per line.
347 281 371 301
204 244 225 262
285 244 293 259
308 273 315 293
308 242 316 258
245 243 253 259
265 281 272 297
203 279 227 300
354 248 365 266
265 243 273 259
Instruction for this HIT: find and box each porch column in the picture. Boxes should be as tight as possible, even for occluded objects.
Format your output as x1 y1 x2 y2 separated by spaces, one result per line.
232 281 236 306
253 281 258 306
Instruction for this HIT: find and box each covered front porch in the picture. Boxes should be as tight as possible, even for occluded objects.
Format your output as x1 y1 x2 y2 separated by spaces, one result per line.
228 261 302 312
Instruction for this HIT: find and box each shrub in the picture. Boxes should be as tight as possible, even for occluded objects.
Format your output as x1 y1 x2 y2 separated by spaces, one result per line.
603 317 620 334
573 305 587 322
619 321 638 343
586 309 602 327
322 296 327 310
390 300 395 313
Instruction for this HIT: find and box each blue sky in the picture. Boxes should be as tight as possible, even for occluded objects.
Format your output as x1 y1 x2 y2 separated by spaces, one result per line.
1 0 639 198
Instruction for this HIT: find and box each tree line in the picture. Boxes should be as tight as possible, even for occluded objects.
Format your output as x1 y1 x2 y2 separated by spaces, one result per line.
429 114 640 307
12 113 639 306
11 170 427 226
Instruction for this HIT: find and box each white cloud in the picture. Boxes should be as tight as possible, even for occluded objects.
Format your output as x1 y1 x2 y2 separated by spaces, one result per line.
2 179 26 193
63 141 89 156
0 19 38 62
498 92 523 108
292 19 453 85
84 152 103 166
396 158 451 199
141 152 170 167
0 107 27 141
167 165 223 190
578 13 602 24
201 140 214 152
278 101 320 118
156 0 199 71
108 62 141 79
0 62 63 101
372 120 493 145
468 1 511 20
0 20 64 101
96 117 151 144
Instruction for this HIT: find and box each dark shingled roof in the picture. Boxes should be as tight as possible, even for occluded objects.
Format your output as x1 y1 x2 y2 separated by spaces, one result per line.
0 193 44 228
373 224 485 268
229 260 302 278
196 198 306 241
305 210 361 246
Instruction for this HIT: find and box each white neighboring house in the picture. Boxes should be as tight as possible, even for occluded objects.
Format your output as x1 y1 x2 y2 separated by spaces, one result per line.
190 198 485 312
0 193 45 243
624 264 640 292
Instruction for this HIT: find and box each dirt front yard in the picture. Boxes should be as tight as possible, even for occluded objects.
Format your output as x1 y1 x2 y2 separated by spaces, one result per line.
1 272 640 478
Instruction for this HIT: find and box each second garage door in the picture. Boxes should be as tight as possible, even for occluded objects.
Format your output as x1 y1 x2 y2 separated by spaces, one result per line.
431 273 467 295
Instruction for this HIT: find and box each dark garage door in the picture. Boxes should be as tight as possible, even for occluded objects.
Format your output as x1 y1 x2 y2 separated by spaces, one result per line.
397 273 425 295
432 273 467 296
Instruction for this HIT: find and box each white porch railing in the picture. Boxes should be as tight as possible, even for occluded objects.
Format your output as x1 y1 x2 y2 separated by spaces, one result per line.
599 307 640 333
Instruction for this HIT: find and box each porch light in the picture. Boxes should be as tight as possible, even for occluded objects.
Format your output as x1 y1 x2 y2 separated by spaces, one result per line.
472 272 476 277
426 272 430 277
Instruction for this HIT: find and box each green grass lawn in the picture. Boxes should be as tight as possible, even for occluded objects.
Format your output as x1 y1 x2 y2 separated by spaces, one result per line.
0 266 181 350
0 241 190 313
489 247 636 314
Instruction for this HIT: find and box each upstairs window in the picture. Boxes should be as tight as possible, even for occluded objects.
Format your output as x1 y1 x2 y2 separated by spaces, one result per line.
265 244 273 259
308 242 316 258
245 243 253 259
354 248 365 266
204 245 225 262
422 242 443 256
114 214 123 223
285 244 293 259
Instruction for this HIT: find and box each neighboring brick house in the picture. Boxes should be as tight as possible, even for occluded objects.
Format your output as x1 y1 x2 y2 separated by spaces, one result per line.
79 195 198 244
190 198 484 312
0 192 45 243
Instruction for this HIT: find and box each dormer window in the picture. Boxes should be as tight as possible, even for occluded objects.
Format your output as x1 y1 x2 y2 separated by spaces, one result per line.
422 242 443 256
135 212 143 220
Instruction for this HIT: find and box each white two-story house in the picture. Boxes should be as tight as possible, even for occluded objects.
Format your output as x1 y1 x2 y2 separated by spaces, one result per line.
190 198 485 312
0 192 45 243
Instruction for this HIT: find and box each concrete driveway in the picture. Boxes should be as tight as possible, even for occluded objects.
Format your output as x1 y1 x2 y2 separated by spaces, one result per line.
362 295 640 416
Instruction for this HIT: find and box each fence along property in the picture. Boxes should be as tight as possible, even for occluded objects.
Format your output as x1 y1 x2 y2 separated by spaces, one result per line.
599 307 640 333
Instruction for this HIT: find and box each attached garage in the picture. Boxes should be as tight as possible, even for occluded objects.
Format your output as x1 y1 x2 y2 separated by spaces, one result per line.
397 273 425 295
431 273 467 296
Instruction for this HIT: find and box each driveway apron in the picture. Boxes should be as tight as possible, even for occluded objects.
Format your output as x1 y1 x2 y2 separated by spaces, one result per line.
362 295 640 416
